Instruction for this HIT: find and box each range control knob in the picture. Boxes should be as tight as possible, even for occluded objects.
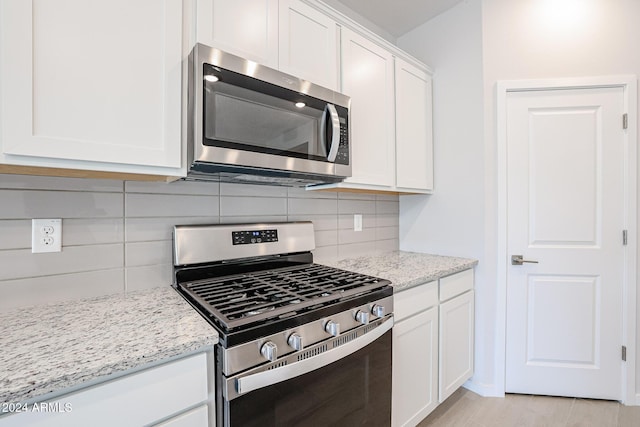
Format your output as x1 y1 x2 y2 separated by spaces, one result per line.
371 304 385 318
260 341 278 362
355 310 370 325
287 333 303 351
325 320 340 337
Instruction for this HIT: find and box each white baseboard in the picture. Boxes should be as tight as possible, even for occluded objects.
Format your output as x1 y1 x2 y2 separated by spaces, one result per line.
463 379 504 397
635 393 640 406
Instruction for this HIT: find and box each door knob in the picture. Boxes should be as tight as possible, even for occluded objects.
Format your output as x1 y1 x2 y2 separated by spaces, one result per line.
511 255 539 266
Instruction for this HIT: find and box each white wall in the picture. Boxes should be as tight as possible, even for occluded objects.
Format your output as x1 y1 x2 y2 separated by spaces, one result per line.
399 0 640 401
397 0 493 394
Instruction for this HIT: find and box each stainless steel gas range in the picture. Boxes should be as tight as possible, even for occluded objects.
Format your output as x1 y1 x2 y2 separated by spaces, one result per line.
172 222 393 427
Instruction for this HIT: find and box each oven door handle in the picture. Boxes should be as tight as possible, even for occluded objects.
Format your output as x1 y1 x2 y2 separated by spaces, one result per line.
233 316 393 398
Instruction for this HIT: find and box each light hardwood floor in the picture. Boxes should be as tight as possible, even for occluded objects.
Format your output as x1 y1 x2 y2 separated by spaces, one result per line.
417 388 640 427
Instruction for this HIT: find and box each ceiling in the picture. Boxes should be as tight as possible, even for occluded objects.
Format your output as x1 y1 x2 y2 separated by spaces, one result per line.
334 0 465 38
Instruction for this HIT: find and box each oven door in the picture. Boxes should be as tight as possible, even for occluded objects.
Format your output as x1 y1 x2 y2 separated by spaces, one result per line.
219 318 393 427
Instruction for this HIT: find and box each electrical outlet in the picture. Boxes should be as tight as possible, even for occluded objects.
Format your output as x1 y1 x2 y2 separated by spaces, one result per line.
354 214 363 232
32 219 62 253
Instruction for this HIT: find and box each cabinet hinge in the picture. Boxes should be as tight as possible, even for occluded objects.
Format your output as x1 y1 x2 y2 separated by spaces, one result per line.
623 113 628 130
622 345 627 361
623 230 628 245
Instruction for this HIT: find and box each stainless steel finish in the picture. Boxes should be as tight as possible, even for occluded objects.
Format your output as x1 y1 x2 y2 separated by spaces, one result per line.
324 320 340 337
221 295 393 376
260 341 278 362
187 43 352 185
287 333 303 351
511 255 539 266
355 310 370 325
623 113 628 129
227 316 393 400
173 222 314 266
623 229 628 245
371 304 385 318
325 104 340 162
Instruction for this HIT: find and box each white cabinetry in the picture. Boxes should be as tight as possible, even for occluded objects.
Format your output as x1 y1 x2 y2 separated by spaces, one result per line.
0 0 187 179
438 269 475 402
392 282 439 427
395 58 434 192
279 0 338 90
196 0 279 68
0 352 211 427
340 27 396 188
392 268 475 426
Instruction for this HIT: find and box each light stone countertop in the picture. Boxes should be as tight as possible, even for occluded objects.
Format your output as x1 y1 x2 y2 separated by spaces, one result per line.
322 251 478 291
0 287 218 405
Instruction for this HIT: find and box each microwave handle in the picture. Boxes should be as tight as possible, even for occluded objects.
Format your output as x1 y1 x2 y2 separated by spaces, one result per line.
323 104 340 162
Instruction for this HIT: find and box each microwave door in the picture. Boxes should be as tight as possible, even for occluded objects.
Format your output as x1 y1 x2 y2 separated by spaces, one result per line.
204 81 329 162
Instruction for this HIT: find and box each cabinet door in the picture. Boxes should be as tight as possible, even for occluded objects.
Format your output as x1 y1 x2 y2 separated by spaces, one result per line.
392 307 438 427
395 58 433 192
341 27 395 187
439 290 474 402
0 0 183 170
278 0 338 90
0 353 209 427
196 0 278 68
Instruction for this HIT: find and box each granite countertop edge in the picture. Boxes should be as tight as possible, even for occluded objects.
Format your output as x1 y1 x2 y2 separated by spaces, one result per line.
0 286 218 405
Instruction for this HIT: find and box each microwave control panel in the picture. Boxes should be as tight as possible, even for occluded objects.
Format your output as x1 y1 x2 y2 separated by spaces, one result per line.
336 122 349 165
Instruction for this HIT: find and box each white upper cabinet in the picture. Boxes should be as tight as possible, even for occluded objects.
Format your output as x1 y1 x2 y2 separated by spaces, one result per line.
196 0 279 68
340 27 395 188
278 0 338 90
395 58 433 192
0 0 186 177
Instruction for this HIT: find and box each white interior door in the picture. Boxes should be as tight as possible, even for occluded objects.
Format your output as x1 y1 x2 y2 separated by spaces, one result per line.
505 86 626 400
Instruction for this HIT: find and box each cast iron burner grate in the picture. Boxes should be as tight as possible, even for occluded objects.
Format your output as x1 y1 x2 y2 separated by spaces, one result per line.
178 263 389 330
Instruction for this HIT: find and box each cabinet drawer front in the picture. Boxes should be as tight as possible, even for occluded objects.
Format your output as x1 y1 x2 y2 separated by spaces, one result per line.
394 281 438 322
0 353 209 427
439 269 474 302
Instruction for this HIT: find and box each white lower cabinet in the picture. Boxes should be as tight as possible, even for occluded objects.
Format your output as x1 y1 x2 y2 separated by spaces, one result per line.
438 271 475 403
392 281 438 427
0 352 212 427
392 269 475 426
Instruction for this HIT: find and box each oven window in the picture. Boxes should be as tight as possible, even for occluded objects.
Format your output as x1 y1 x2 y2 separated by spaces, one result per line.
225 331 391 427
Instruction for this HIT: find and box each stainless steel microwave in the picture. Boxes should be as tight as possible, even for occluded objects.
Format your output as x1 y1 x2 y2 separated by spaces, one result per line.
186 43 351 186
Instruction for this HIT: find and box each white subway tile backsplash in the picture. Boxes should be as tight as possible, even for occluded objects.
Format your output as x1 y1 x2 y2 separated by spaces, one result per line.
220 196 287 216
125 193 219 217
0 269 124 311
312 245 338 263
338 214 375 230
0 244 124 281
376 226 399 241
62 219 124 246
0 190 123 219
125 264 173 292
221 182 287 197
287 215 337 231
125 216 218 242
338 192 376 201
219 215 287 224
288 197 337 215
126 240 173 267
376 194 400 202
376 200 400 214
338 199 376 215
337 228 377 245
314 230 338 247
1 177 400 308
0 174 123 192
376 238 399 253
0 220 31 250
125 180 219 196
288 188 338 199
